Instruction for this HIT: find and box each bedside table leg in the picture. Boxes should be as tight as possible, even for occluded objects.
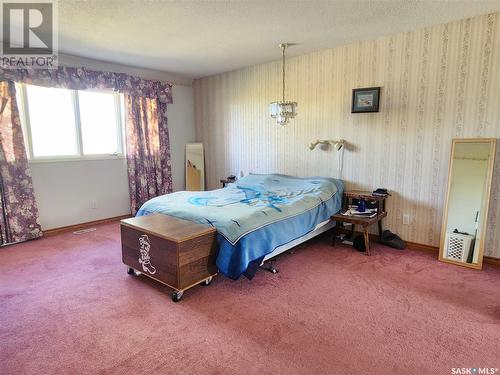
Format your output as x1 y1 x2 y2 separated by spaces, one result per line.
378 220 383 240
363 227 371 256
331 224 337 246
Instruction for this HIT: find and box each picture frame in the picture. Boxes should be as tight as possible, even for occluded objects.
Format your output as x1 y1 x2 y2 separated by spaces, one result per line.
352 87 381 113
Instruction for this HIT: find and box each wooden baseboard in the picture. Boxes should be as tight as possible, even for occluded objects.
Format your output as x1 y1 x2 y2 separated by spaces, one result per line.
43 217 500 267
484 256 500 267
335 227 500 267
43 214 132 237
406 241 438 253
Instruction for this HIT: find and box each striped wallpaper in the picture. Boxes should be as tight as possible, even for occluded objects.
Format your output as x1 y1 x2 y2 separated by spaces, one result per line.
194 12 500 258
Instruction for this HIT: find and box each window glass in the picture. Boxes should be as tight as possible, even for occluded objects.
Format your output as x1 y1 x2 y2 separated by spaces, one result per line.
78 91 120 155
25 85 78 157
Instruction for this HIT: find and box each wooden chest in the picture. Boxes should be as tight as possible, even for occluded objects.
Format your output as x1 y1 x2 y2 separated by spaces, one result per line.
121 213 218 301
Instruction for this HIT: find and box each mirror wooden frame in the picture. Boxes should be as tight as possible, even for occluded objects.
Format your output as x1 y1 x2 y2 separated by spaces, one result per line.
438 138 497 270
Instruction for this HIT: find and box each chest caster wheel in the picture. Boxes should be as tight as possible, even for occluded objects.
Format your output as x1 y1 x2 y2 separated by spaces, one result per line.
127 267 141 276
202 276 213 286
172 291 184 302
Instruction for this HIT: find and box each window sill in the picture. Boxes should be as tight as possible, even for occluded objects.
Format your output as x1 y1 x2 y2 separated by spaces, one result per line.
28 155 126 164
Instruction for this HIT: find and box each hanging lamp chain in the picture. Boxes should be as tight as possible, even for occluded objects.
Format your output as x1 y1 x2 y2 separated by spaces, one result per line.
281 44 286 103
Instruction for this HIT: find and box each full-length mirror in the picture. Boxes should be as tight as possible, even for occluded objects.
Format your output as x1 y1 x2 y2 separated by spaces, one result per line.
186 143 205 191
439 138 496 269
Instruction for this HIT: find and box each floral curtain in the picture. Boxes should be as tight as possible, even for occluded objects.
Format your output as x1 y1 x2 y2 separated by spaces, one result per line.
0 66 174 218
125 95 173 214
0 81 42 245
0 66 173 103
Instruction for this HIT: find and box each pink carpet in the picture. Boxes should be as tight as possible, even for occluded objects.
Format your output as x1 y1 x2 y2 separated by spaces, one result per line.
0 222 499 375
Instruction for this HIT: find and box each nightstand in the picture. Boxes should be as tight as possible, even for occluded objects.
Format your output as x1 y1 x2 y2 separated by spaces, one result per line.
331 191 388 255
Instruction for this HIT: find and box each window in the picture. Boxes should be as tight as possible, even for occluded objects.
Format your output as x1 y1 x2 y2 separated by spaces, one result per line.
78 90 122 155
17 83 124 160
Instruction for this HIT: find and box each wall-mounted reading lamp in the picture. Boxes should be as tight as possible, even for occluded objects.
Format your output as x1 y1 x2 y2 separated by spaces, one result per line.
308 139 345 151
308 139 346 178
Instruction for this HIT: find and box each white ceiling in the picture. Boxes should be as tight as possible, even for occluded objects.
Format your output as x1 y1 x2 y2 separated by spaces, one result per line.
54 1 500 79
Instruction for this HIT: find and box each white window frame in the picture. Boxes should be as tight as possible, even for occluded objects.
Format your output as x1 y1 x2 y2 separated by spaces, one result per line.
16 83 126 163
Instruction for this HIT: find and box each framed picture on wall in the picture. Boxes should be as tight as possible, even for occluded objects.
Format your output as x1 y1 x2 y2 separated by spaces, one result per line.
352 87 381 113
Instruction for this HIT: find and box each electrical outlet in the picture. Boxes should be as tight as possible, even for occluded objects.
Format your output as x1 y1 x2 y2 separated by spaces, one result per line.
402 214 411 225
90 200 98 210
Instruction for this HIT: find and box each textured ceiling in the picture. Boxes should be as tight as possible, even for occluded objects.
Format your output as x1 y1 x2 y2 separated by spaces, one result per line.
52 1 500 79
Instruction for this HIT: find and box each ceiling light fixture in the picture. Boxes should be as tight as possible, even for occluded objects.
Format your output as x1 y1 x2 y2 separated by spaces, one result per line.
270 43 298 126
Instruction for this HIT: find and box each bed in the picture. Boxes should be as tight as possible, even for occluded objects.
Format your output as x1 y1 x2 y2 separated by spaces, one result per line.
136 173 344 279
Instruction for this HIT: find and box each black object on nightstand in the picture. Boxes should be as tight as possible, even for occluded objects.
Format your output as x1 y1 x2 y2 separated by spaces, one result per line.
220 175 236 187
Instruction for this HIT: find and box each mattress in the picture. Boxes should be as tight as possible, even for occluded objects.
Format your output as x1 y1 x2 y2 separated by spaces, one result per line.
262 219 335 262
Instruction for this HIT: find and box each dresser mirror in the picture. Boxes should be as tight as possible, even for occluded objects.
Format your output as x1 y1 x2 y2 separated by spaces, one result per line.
439 138 496 269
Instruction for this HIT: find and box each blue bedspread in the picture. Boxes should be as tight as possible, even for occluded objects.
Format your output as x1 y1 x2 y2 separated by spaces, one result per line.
136 174 343 279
